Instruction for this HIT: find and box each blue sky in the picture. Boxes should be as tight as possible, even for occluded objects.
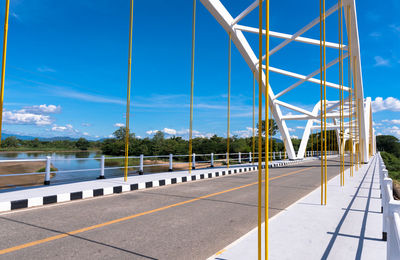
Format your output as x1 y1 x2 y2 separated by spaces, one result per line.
0 0 399 140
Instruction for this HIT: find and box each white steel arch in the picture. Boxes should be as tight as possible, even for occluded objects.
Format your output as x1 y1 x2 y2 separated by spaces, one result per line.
200 0 374 162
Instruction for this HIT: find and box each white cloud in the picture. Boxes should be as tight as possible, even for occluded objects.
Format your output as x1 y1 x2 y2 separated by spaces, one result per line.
11 12 20 21
114 123 125 127
291 135 299 139
233 127 255 138
296 126 305 129
3 110 52 125
51 124 77 133
382 119 400 124
287 127 296 132
374 56 390 67
81 123 91 127
163 128 177 135
146 129 158 135
145 128 213 139
372 97 400 112
369 32 381 38
37 66 56 73
83 132 90 136
20 104 61 114
389 24 400 33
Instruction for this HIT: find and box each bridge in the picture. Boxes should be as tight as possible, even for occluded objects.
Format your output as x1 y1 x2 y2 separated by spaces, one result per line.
0 0 398 259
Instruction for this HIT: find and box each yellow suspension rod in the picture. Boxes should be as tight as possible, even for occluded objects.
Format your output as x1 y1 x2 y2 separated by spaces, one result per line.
189 0 196 174
338 0 344 187
124 0 134 182
265 0 270 257
253 72 256 163
227 33 231 168
319 0 324 205
323 0 327 205
0 0 10 146
348 5 353 176
257 1 263 258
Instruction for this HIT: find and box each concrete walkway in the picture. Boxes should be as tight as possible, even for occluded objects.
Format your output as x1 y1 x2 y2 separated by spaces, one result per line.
209 155 386 259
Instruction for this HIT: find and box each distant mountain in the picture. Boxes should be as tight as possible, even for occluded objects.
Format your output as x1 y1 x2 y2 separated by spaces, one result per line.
1 133 79 141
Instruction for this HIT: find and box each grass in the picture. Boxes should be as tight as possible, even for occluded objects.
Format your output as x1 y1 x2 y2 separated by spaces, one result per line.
381 151 400 181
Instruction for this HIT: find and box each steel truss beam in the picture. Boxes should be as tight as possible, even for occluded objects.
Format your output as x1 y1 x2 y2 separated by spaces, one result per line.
200 0 372 161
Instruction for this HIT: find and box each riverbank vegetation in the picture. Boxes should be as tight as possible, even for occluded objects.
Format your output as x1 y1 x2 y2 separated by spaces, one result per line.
0 137 100 151
378 135 400 182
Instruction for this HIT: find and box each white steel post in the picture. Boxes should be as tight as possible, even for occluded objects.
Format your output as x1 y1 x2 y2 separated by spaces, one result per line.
139 154 144 175
273 152 275 160
98 155 105 179
238 152 241 163
44 156 51 185
192 153 196 169
249 152 252 163
211 153 214 167
169 154 173 172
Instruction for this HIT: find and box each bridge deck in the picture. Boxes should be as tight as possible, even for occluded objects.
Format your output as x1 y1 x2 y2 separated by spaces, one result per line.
210 154 385 259
0 157 364 259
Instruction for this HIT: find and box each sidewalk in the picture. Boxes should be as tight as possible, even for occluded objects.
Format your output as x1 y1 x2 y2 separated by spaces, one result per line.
209 155 386 259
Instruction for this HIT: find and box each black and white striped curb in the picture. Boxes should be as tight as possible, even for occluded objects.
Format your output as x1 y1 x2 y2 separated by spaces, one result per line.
0 165 259 212
0 157 320 212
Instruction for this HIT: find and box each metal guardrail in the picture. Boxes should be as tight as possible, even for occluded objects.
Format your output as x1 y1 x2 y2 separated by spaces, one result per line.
0 151 338 186
378 152 400 259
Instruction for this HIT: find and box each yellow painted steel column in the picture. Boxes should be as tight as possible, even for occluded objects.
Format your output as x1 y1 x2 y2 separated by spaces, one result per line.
323 0 327 205
338 0 344 187
347 5 353 177
189 0 196 174
124 0 134 182
265 0 270 258
253 73 256 163
227 33 231 168
257 1 263 258
0 0 10 145
319 0 324 205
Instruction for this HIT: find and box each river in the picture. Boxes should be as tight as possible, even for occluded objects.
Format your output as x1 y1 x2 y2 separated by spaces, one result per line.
0 151 126 185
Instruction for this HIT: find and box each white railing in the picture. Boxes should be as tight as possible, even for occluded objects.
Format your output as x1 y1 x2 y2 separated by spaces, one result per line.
0 150 338 186
378 152 400 259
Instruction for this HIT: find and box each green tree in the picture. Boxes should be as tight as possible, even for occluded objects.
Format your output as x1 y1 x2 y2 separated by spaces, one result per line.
377 135 400 157
2 136 19 148
257 119 279 136
113 127 135 140
76 138 90 150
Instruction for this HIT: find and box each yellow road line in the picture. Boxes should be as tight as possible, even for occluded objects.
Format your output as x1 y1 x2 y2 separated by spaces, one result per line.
0 166 313 255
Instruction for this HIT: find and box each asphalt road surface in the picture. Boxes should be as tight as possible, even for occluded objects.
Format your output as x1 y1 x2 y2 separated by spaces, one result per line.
0 157 351 259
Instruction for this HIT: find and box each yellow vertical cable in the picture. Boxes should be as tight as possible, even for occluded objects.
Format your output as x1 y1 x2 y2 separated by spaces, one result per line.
323 0 327 205
265 0 270 257
227 33 231 168
0 0 10 145
189 0 196 174
257 1 263 258
319 0 324 205
253 73 255 163
348 6 353 177
124 0 134 182
340 2 344 186
338 0 343 186
353 58 359 172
